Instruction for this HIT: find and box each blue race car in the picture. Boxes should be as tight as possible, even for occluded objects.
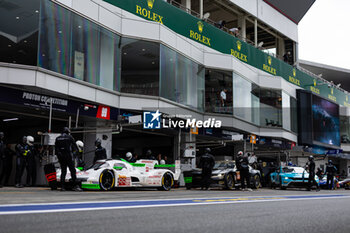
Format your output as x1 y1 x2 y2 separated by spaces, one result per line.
270 166 319 190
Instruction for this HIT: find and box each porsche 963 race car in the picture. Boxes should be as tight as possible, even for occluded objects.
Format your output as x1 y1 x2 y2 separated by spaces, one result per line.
57 159 180 191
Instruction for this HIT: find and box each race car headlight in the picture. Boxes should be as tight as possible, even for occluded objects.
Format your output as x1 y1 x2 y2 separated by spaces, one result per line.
284 177 289 180
217 173 224 178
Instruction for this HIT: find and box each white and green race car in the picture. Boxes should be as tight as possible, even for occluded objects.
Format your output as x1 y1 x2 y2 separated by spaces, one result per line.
56 159 181 191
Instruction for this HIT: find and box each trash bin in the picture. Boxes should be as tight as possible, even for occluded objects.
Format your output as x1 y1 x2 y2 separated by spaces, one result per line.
44 163 57 190
183 171 193 190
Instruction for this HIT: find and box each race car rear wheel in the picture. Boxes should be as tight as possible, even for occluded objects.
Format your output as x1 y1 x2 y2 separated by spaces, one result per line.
99 169 115 191
252 174 261 189
224 173 235 190
159 172 174 191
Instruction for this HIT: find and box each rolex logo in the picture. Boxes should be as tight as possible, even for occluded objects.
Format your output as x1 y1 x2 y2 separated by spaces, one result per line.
197 21 204 33
331 88 334 95
293 69 296 77
268 56 272 66
237 41 242 51
314 79 317 86
147 0 155 9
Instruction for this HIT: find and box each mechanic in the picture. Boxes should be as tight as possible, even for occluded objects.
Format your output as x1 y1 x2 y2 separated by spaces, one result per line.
199 148 215 190
25 136 37 187
15 136 30 188
325 160 337 190
94 138 107 164
55 127 82 191
236 151 252 191
75 140 85 168
307 156 320 191
0 132 4 188
0 143 15 187
144 149 156 160
316 167 323 179
126 152 136 163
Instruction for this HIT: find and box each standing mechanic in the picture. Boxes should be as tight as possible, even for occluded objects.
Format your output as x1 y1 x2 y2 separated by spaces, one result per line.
25 136 36 186
55 127 82 191
94 138 107 164
307 156 320 191
75 140 85 169
0 143 15 186
236 151 252 191
199 148 215 190
325 160 337 190
15 136 30 188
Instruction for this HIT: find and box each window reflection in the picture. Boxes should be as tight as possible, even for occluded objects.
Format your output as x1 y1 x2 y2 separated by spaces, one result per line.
0 0 40 66
259 88 282 127
160 45 204 110
121 38 159 96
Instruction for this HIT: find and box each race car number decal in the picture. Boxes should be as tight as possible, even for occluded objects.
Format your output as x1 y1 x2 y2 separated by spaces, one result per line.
118 175 131 186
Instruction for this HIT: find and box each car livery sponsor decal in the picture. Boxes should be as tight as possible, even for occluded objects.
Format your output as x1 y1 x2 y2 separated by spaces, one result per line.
118 175 131 187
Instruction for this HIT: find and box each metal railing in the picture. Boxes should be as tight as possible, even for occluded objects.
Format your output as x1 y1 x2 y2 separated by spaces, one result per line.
167 0 348 94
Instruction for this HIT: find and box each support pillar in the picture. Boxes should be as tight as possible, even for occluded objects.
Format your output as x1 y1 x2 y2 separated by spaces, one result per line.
237 15 246 40
199 0 203 19
254 19 258 47
181 0 191 12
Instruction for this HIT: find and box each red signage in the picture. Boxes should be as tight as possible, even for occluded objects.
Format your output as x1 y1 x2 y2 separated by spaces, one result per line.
96 105 110 120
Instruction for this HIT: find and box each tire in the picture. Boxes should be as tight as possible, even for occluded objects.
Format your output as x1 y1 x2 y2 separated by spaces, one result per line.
159 172 174 191
252 174 261 189
224 173 235 190
99 169 115 191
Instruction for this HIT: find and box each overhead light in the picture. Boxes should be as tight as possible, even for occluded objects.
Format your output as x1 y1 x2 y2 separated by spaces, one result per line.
3 118 19 122
7 44 11 47
123 52 127 55
16 16 19 20
142 48 146 51
152 61 155 64
78 25 82 28
24 40 27 43
35 10 39 13
58 30 62 34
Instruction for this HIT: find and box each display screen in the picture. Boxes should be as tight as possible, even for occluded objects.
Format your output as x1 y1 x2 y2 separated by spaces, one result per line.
312 95 340 146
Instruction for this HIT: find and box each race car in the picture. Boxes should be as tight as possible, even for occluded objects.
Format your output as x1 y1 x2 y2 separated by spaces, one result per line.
270 166 319 190
186 160 261 190
56 159 180 191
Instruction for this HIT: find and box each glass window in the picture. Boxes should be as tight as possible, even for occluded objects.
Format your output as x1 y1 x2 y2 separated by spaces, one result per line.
39 0 72 76
233 73 259 124
290 97 298 133
160 45 204 110
38 0 120 91
282 91 291 131
71 13 100 84
259 88 282 127
121 38 159 96
0 0 40 66
205 69 232 114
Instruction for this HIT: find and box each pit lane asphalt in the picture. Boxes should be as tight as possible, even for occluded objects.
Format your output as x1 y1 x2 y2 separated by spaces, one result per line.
1 187 350 233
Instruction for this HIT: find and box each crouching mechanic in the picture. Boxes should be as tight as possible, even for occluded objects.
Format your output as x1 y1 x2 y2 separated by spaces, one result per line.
55 127 82 191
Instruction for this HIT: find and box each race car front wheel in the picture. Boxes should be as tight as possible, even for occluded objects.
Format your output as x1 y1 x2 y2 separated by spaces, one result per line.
252 174 261 189
224 173 235 190
99 169 115 191
159 172 174 191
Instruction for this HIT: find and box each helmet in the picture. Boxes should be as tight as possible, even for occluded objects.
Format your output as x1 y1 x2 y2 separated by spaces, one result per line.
205 148 211 153
126 152 132 160
95 138 102 147
22 136 27 144
76 140 84 150
146 150 152 156
237 151 243 156
160 159 166 165
63 127 70 134
309 155 314 161
27 136 34 146
0 132 4 140
329 160 333 164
